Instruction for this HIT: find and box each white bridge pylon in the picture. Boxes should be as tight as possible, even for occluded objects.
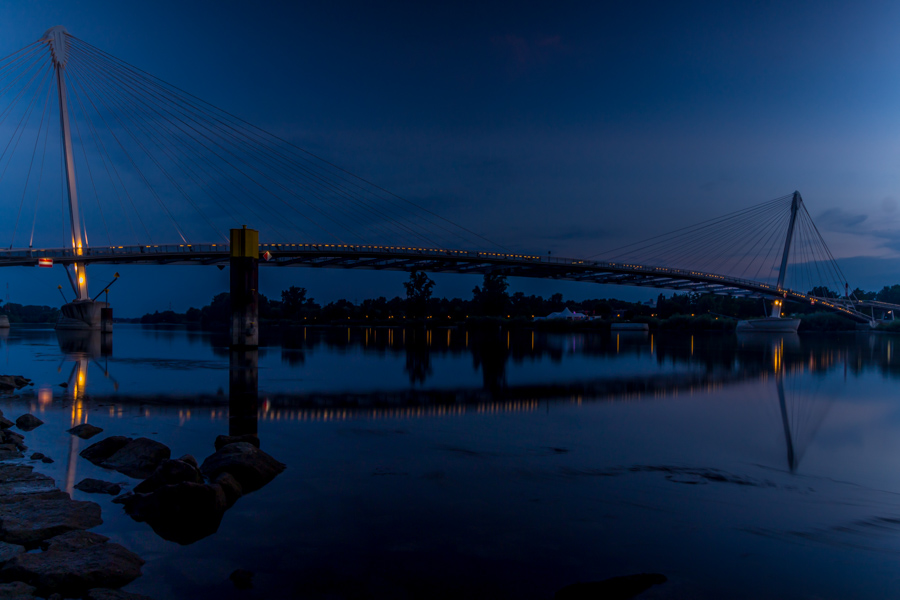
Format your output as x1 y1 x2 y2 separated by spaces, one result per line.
770 191 802 318
42 26 88 302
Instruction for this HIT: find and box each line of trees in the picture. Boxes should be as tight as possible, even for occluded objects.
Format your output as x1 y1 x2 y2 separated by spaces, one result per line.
137 272 900 327
140 271 641 325
0 301 59 323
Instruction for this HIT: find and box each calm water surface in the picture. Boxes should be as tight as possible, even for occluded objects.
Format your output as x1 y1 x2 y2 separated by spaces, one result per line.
1 324 899 599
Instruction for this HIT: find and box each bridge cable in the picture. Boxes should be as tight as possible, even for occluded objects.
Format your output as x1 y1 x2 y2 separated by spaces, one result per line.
71 44 454 250
587 194 791 260
69 59 231 244
61 59 188 244
29 74 54 249
67 75 113 247
10 67 52 249
69 36 504 251
67 60 216 244
3 62 51 249
70 49 351 246
75 47 439 248
63 60 145 245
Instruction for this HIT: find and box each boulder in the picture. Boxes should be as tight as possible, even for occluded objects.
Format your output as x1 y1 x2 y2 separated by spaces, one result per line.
100 438 170 479
74 479 122 496
0 465 57 498
0 419 13 431
0 494 102 545
110 492 133 505
85 588 155 600
28 454 43 461
0 377 29 391
67 424 103 440
0 581 37 599
214 472 243 508
0 431 25 451
178 454 198 469
214 434 259 451
81 437 133 465
121 482 227 545
133 459 202 495
14 415 42 432
0 446 22 461
40 531 108 552
0 535 143 596
0 541 23 564
40 458 53 464
200 442 285 493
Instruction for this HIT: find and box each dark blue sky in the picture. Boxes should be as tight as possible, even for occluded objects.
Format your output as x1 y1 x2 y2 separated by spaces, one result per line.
1 1 899 314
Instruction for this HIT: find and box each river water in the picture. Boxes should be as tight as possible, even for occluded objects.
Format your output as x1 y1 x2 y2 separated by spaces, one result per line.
1 324 899 599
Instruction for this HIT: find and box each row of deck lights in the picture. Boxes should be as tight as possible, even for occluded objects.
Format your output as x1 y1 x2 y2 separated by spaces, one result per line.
14 246 871 318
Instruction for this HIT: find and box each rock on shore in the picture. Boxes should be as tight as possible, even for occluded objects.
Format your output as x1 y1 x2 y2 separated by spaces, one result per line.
120 481 228 545
200 442 285 493
1 531 144 596
214 434 259 451
81 437 133 464
68 424 104 440
100 438 171 479
13 416 42 433
75 479 122 496
82 437 171 479
0 398 151 599
0 430 24 452
0 376 30 392
85 588 156 600
0 493 103 546
0 581 36 598
133 459 202 495
84 588 153 600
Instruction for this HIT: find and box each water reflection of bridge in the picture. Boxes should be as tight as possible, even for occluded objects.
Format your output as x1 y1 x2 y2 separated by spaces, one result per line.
36 327 900 477
43 327 900 415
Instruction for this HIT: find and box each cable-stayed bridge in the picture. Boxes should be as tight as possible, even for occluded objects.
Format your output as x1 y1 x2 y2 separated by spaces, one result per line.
0 28 887 326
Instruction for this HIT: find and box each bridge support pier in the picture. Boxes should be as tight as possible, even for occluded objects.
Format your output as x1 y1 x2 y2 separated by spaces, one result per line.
230 226 259 349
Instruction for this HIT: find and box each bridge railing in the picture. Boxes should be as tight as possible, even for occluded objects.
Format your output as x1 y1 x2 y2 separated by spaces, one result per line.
0 243 870 321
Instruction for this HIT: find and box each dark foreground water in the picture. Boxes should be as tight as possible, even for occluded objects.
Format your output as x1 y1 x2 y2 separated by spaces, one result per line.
1 324 900 599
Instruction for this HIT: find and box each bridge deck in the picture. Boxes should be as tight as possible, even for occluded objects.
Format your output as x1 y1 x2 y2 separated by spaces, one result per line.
0 243 873 322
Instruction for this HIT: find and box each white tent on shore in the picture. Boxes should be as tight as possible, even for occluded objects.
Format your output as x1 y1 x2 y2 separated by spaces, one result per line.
533 307 592 321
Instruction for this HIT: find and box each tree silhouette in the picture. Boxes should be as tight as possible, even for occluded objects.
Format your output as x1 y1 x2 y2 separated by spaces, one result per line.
404 271 434 318
472 273 509 316
281 286 312 319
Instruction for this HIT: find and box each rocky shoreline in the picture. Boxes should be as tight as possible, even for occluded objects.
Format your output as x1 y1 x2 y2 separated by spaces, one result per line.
0 374 286 600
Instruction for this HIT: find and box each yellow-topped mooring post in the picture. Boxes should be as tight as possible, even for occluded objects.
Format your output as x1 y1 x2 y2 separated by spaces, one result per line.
230 226 259 348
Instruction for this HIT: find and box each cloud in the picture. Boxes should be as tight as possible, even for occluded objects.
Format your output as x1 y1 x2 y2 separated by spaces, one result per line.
815 208 867 231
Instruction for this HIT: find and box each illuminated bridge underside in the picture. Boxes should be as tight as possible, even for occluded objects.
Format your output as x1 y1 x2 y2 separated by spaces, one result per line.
0 243 873 322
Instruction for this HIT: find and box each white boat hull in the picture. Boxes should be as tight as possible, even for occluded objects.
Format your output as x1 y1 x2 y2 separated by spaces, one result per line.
735 317 801 333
